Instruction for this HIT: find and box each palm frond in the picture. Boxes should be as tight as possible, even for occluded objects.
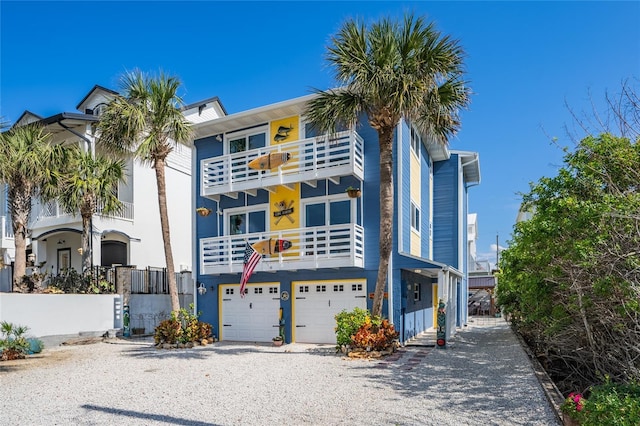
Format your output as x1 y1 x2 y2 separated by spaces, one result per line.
304 89 364 136
415 75 471 145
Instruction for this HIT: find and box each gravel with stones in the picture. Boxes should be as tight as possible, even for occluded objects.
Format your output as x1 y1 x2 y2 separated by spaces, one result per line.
0 318 560 425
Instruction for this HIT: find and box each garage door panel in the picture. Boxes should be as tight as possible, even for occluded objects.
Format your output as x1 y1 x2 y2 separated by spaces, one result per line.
294 281 366 344
221 284 280 342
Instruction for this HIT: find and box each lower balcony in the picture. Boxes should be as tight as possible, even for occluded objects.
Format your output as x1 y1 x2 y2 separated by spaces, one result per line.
200 224 364 275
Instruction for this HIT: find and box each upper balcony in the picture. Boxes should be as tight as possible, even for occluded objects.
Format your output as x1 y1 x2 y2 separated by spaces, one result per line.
200 223 364 275
201 130 364 200
31 199 135 228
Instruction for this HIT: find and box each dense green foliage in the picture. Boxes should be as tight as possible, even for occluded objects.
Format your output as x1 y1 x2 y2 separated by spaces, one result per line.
335 307 371 347
47 268 115 294
498 133 640 393
562 380 640 426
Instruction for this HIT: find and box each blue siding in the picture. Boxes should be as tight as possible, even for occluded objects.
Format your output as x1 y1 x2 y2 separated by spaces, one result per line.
195 135 225 277
399 120 411 253
433 154 459 267
359 119 383 272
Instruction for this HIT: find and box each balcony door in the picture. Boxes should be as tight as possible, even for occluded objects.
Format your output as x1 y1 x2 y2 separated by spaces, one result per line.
302 196 352 256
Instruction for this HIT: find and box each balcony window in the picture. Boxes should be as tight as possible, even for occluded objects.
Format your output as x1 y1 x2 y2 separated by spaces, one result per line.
227 209 266 235
228 132 266 154
304 199 351 227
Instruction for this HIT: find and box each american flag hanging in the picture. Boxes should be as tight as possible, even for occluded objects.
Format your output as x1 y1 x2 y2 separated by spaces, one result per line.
240 242 261 297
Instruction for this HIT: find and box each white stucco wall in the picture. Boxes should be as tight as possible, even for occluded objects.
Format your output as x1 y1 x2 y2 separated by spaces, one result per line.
0 293 122 337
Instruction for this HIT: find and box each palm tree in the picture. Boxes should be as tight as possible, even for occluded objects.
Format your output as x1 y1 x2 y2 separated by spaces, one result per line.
305 15 470 317
97 70 193 314
47 147 125 274
0 124 66 285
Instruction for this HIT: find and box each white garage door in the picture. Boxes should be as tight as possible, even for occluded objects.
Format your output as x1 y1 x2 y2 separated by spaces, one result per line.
294 280 367 344
221 283 280 342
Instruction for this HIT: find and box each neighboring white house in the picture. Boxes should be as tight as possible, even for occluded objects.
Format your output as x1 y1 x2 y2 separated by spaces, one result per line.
4 85 226 279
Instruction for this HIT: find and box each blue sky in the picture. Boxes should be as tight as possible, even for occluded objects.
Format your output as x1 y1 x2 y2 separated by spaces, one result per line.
1 1 639 266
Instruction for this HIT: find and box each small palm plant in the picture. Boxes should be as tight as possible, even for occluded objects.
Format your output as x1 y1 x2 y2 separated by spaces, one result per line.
0 321 31 361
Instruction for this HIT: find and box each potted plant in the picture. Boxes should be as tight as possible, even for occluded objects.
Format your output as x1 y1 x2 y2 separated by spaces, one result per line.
272 336 284 346
196 207 212 217
345 186 361 198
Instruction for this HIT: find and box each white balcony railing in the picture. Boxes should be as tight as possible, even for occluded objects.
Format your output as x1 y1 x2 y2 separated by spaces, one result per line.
32 200 134 222
200 223 364 275
201 130 364 197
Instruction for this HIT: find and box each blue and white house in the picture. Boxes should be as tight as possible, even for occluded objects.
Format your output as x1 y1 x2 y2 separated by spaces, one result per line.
193 94 480 344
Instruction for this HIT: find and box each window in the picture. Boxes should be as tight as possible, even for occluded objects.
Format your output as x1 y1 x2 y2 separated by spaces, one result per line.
413 283 421 301
410 126 421 158
411 202 420 233
227 209 267 235
304 199 352 227
228 131 266 154
333 284 344 292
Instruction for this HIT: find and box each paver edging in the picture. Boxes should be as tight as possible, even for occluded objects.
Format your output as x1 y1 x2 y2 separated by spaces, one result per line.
510 321 565 425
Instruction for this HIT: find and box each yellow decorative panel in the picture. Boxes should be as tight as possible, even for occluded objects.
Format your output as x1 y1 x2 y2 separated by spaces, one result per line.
270 116 299 145
410 231 421 257
270 183 300 231
410 153 421 203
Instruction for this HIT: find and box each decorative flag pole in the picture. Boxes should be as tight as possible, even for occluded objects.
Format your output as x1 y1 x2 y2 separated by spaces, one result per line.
240 242 261 297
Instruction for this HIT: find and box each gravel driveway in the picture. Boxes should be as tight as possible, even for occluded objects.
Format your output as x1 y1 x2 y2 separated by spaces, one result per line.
0 318 560 425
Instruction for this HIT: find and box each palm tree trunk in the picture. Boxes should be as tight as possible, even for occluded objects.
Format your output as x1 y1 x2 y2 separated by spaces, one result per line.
372 126 395 317
154 157 180 314
81 214 92 275
11 189 31 286
13 222 27 288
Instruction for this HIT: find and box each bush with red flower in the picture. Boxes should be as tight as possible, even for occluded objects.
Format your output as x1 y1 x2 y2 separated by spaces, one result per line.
562 392 585 420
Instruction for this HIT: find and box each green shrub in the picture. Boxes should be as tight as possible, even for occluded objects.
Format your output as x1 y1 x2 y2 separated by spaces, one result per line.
153 304 213 346
351 318 399 351
0 321 31 361
563 380 640 426
335 307 370 347
154 319 183 345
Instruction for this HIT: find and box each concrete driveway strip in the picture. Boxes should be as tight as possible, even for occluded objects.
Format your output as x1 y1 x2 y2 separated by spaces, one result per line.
0 318 559 426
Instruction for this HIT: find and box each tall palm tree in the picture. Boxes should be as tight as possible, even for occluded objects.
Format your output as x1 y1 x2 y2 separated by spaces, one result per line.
46 147 125 274
0 124 66 285
97 70 193 314
305 15 470 317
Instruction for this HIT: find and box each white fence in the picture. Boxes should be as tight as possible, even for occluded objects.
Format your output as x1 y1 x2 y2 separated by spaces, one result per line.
0 293 122 338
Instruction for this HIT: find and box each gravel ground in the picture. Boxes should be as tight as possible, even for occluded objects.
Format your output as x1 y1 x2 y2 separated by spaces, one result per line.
0 317 560 426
